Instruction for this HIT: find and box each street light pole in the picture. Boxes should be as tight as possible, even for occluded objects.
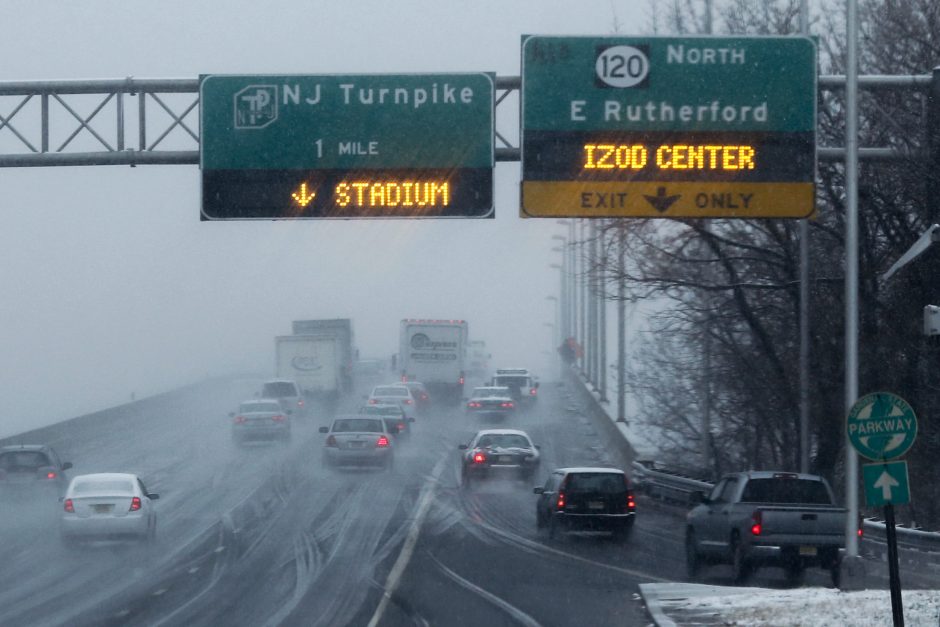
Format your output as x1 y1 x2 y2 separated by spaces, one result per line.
617 221 626 422
598 223 608 402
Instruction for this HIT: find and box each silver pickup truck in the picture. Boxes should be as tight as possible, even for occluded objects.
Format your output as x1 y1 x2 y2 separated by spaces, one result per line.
685 471 847 586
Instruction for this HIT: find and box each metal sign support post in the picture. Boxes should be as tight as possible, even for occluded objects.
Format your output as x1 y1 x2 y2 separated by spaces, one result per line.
883 501 904 627
844 0 860 562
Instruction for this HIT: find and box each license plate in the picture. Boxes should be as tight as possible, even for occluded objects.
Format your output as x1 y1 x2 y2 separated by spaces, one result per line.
499 456 512 463
799 546 817 556
93 504 112 514
350 441 365 448
588 501 605 510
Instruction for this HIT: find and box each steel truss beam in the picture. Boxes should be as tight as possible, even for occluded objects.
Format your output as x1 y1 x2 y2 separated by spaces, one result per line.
0 74 928 167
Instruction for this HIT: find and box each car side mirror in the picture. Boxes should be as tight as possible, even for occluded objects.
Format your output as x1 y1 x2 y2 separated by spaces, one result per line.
462 397 469 402
535 445 541 450
229 412 235 417
458 444 468 450
689 490 706 505
61 462 73 471
408 417 416 422
533 487 544 495
535 382 540 389
319 426 329 434
148 493 160 500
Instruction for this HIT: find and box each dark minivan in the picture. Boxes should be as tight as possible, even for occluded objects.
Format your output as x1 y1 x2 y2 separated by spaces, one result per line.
534 467 636 541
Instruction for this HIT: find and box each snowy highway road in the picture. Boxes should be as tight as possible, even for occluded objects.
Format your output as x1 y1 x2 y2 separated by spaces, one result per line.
0 375 927 626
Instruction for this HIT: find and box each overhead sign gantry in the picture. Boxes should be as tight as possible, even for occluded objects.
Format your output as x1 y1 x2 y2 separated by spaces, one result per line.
520 35 817 218
199 73 495 219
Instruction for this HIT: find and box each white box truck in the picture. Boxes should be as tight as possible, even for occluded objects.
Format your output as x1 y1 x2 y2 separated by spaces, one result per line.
399 319 468 402
275 334 342 400
290 319 355 395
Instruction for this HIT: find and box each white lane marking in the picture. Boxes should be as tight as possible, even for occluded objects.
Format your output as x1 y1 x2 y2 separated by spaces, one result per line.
213 546 225 553
152 588 168 597
366 453 447 627
114 609 131 618
188 567 199 574
427 552 542 627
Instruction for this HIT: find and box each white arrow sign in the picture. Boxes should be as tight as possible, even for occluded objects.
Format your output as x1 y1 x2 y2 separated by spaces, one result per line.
873 470 900 500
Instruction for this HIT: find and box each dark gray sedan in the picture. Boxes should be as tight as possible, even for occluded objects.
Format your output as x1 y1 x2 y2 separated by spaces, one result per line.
464 386 516 419
460 429 540 484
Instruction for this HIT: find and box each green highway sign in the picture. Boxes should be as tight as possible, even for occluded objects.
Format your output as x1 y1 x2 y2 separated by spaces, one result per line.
520 35 817 218
847 392 917 461
200 73 494 219
863 460 910 507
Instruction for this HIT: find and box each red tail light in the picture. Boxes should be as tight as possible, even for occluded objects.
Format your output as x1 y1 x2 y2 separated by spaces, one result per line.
501 402 514 408
376 436 390 448
64 498 74 513
858 527 864 538
459 376 465 385
130 496 142 512
627 492 636 511
272 414 285 422
467 401 481 408
397 422 405 432
326 435 338 447
234 415 246 424
556 491 566 510
421 394 428 400
529 388 537 396
401 375 408 383
46 471 57 479
750 510 762 536
298 399 305 408
472 452 486 464
369 399 379 405
403 399 413 405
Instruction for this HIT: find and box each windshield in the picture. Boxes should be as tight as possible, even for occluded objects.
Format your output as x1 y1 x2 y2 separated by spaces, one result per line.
262 382 298 397
493 375 529 388
373 387 408 397
472 387 509 398
740 479 833 505
72 479 135 495
565 473 627 494
3 1 889 625
239 401 281 413
0 451 51 471
332 418 384 433
476 434 531 449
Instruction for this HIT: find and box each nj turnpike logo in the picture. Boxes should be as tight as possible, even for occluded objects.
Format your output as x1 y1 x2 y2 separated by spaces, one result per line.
234 85 278 129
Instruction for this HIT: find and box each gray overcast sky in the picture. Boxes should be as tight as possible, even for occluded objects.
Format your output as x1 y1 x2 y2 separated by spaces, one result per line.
0 1 648 436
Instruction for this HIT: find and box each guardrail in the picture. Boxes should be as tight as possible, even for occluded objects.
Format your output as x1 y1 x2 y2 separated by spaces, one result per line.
632 459 940 559
631 460 713 504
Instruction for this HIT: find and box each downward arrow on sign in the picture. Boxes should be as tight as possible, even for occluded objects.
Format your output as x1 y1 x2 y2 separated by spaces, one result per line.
873 470 900 500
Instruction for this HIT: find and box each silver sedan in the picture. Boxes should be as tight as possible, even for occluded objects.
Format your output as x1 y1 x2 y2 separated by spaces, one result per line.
60 473 159 546
320 415 395 469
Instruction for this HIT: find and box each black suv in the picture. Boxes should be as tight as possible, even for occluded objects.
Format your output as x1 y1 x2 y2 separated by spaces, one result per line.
0 444 73 497
534 467 636 541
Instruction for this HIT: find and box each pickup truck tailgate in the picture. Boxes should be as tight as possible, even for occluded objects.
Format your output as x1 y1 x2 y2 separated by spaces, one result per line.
758 506 846 544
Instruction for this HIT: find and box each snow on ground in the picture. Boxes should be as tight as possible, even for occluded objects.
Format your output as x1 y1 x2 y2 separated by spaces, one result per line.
641 583 940 626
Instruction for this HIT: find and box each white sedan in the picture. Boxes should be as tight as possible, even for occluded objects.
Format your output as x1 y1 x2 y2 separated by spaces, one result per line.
60 473 159 546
